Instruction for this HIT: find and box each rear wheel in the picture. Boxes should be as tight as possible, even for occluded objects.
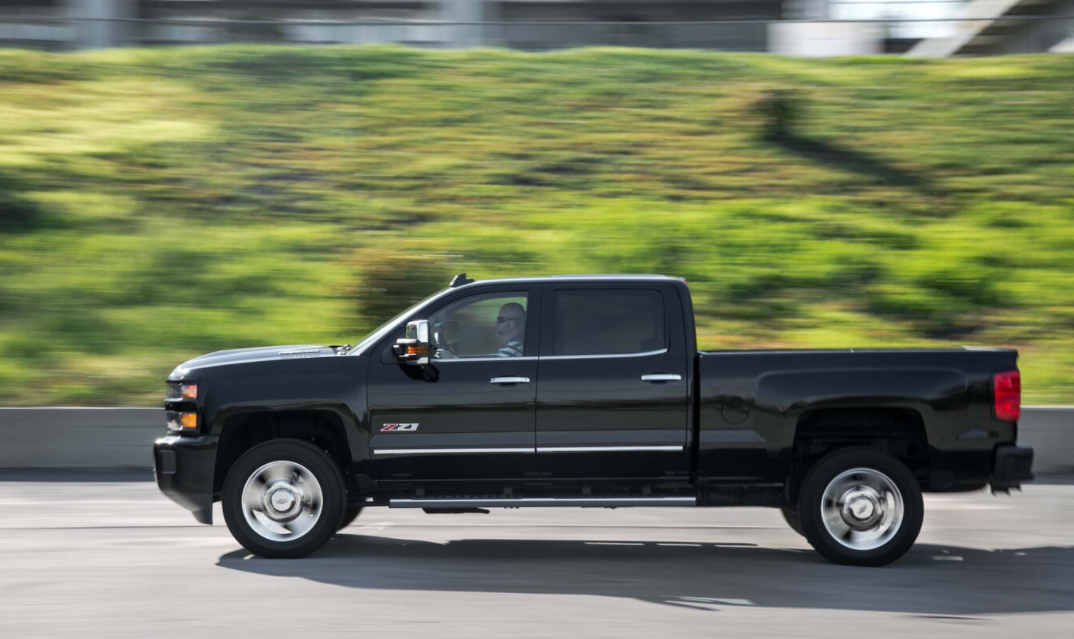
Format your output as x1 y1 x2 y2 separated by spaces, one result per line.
780 507 805 537
223 439 346 559
798 448 923 567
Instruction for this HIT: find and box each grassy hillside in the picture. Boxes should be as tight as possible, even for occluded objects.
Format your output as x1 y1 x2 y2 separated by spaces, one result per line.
1 46 1072 405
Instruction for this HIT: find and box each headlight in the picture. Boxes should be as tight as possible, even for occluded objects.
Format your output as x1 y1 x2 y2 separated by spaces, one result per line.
166 411 198 431
166 382 198 401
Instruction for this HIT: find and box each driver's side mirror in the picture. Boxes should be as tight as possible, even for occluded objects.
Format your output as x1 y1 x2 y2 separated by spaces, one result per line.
392 320 431 365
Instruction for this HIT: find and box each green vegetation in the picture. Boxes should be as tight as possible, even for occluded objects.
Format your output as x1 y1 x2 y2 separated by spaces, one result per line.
1 46 1072 405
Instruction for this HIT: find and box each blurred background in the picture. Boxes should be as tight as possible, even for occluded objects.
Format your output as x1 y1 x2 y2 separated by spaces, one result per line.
1 6 1073 637
0 0 1072 407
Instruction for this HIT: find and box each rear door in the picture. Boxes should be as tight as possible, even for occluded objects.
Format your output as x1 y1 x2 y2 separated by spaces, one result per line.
368 285 540 481
535 282 690 481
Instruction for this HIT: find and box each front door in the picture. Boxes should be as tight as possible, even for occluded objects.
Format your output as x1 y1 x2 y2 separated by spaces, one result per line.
536 283 690 481
368 287 539 481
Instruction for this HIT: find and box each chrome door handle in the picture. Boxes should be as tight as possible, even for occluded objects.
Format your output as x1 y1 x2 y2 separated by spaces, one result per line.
641 374 681 382
490 376 530 384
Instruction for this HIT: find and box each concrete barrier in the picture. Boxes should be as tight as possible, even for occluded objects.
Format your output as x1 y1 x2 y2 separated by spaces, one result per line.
0 408 161 471
1019 407 1074 474
0 406 1070 472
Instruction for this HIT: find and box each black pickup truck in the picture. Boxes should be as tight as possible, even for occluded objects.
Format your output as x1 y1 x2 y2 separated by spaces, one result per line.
154 274 1033 566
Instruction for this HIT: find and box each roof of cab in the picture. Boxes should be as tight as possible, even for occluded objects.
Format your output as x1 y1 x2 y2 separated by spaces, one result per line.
449 273 684 288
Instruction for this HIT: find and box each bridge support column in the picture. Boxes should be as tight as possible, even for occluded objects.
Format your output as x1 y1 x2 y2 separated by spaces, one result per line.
66 0 134 49
440 0 487 48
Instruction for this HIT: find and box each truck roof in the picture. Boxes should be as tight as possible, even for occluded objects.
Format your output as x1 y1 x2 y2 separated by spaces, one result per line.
449 273 683 288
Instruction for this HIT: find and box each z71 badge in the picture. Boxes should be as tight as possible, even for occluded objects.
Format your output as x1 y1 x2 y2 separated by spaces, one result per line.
380 423 419 432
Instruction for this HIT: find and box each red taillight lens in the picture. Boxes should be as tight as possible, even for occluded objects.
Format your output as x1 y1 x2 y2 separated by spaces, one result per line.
993 370 1021 422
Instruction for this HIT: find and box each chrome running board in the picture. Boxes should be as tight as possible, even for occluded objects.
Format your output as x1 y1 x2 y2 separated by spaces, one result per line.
389 496 696 508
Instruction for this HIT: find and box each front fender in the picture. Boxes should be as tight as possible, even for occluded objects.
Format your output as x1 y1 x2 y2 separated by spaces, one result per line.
199 356 371 464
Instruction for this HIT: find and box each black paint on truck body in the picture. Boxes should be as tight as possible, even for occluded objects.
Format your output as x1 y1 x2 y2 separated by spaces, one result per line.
154 275 1031 521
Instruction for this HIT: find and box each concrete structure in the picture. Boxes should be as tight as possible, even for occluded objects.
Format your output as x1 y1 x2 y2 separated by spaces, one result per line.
1 406 1069 473
0 0 796 52
0 408 160 470
7 0 1073 56
67 0 133 49
769 21 882 57
909 0 1074 57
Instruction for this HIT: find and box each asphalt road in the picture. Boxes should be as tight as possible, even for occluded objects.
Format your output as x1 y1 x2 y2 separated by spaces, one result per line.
2 472 1072 638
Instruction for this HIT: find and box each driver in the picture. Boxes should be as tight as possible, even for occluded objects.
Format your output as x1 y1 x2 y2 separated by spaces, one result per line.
496 303 526 358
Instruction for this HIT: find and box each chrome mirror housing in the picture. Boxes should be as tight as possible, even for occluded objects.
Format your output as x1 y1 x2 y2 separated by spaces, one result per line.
392 320 430 365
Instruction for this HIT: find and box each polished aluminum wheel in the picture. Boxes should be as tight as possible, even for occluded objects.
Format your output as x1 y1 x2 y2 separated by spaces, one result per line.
241 460 323 542
820 467 904 551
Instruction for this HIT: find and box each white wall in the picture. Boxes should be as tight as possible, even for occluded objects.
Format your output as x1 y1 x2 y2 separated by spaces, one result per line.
769 21 881 57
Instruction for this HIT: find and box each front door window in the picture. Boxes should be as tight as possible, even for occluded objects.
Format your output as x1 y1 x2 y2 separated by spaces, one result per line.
428 292 529 359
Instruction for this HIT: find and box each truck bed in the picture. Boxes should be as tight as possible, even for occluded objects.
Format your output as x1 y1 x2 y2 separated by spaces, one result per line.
695 347 1019 487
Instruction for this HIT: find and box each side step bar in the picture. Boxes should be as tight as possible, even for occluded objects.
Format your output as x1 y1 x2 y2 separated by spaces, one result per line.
390 496 696 508
422 507 490 514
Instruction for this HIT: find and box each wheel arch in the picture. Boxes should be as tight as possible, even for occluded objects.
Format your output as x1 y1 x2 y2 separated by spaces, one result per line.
788 406 930 502
213 407 357 496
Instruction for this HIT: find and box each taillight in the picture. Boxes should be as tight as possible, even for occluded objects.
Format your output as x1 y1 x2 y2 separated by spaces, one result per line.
993 370 1021 422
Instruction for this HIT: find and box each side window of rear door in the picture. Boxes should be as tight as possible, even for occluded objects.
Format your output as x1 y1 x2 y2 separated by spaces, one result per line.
553 289 667 357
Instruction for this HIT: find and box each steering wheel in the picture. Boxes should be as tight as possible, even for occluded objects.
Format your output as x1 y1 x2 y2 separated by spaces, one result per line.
431 323 458 359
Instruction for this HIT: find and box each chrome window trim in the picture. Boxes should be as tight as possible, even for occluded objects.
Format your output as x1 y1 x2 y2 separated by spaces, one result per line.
432 356 539 363
537 445 683 453
374 444 685 455
373 447 534 455
542 348 668 361
432 350 668 362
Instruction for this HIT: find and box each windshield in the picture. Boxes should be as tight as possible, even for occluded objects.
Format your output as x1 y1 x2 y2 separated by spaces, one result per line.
348 288 451 356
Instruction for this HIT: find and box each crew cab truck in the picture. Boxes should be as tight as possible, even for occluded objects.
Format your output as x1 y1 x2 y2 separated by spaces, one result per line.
154 274 1034 566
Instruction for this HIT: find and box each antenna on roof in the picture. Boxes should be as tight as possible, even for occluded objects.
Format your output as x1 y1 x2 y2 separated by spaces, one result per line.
450 273 475 288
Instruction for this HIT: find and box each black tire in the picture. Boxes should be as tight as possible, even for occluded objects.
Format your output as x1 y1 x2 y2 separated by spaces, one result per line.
337 505 364 531
222 439 346 559
780 506 805 537
798 447 923 567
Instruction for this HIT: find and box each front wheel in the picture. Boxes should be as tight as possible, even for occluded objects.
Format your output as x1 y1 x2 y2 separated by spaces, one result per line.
798 448 923 567
222 439 346 559
337 505 364 531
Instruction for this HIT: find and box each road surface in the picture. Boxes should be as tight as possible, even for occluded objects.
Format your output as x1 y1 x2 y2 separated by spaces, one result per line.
2 472 1072 638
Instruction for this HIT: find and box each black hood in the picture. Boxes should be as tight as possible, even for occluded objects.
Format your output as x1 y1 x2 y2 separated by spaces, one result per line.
168 345 338 379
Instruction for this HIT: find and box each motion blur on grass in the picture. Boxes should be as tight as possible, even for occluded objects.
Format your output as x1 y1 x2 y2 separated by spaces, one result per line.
0 46 1072 405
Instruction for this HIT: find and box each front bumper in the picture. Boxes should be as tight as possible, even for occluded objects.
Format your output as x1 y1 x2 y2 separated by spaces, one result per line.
991 443 1034 492
153 434 219 524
